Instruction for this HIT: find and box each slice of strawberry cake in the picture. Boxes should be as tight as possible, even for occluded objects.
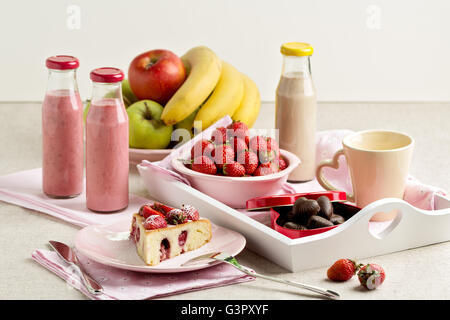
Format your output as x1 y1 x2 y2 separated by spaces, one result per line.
130 202 212 266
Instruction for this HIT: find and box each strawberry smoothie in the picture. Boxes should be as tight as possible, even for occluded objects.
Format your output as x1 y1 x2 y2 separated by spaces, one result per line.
86 97 129 212
42 89 84 197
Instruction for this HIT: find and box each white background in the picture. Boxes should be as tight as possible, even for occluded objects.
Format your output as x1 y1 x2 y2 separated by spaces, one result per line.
0 0 449 102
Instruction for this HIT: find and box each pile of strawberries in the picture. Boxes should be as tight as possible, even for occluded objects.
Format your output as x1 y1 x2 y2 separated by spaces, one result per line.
187 121 287 177
138 202 199 230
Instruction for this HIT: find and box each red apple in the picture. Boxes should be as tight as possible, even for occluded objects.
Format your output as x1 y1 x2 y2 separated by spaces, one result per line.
128 49 186 105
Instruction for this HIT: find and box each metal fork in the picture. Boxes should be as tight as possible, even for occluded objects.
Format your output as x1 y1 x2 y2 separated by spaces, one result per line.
182 252 340 300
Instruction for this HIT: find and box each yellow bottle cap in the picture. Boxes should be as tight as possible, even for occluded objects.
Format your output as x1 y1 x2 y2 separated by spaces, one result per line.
280 42 313 56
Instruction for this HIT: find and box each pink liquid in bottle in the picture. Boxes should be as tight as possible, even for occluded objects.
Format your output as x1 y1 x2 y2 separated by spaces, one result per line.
86 68 129 213
42 56 84 198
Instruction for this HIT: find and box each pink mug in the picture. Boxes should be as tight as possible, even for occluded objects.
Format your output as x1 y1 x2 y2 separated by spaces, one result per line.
316 130 414 220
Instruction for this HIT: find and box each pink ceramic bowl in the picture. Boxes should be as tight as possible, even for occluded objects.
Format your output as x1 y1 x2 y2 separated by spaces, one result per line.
171 149 301 208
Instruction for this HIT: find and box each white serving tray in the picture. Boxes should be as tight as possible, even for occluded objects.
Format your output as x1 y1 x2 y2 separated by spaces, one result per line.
138 164 450 272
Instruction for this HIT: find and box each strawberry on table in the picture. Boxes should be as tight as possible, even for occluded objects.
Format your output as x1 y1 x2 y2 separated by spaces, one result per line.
237 150 259 175
211 127 228 145
327 259 362 282
223 161 246 177
143 215 167 230
191 155 217 175
190 139 214 159
357 263 386 290
212 143 234 169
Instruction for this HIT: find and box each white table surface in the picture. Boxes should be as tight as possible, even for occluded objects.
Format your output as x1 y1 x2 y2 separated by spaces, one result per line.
0 101 449 300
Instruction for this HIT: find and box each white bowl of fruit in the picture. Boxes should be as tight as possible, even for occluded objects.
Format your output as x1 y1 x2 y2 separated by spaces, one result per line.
171 122 301 208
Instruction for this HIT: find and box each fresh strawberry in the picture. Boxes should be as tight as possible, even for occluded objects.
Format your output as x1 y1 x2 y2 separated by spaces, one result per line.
227 121 250 144
237 150 259 175
211 127 228 145
249 136 268 161
143 215 167 230
191 156 217 175
327 259 362 282
139 204 166 219
190 139 214 159
151 202 175 215
277 158 287 171
223 161 246 177
259 150 277 164
181 204 199 221
357 263 386 290
229 137 247 155
212 144 234 169
166 208 188 224
253 162 279 176
266 137 280 157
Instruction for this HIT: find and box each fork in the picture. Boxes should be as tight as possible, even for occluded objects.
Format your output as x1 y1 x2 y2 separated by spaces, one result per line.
182 252 340 300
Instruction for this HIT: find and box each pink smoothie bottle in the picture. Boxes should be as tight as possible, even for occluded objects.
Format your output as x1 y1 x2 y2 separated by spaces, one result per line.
86 68 129 213
42 55 84 198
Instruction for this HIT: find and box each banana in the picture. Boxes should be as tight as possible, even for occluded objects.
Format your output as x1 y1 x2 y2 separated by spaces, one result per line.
173 107 199 139
161 46 222 125
194 61 244 131
232 73 261 127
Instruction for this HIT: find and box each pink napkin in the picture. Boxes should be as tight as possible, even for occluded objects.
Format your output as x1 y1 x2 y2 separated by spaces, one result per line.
0 168 147 227
32 249 253 300
0 165 254 299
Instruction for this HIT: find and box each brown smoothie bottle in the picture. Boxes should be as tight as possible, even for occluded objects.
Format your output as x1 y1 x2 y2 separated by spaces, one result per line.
275 42 316 182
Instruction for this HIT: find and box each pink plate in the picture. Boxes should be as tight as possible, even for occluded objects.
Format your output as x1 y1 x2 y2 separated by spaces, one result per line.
74 216 246 273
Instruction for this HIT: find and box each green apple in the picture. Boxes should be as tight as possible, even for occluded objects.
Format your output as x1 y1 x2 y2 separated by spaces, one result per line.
122 79 138 107
83 79 138 123
127 100 173 149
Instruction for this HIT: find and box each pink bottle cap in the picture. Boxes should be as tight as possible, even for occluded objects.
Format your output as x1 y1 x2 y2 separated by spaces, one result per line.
46 55 80 70
90 67 124 83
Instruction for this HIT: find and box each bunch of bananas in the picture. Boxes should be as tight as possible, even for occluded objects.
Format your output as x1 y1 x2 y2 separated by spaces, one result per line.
161 46 261 132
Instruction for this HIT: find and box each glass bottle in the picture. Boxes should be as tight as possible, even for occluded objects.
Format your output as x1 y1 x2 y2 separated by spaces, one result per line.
42 55 83 198
275 42 317 182
86 68 129 212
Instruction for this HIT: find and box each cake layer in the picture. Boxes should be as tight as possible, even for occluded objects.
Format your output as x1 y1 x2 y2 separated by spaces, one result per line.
131 213 212 266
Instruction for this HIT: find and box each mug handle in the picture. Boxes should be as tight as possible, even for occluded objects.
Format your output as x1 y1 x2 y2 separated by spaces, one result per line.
316 149 355 202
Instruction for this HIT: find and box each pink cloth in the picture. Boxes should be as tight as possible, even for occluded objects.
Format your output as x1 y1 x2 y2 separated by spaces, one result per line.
0 168 147 227
31 249 253 300
0 164 254 299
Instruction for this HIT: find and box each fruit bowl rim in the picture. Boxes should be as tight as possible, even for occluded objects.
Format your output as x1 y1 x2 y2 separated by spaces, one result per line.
171 149 301 182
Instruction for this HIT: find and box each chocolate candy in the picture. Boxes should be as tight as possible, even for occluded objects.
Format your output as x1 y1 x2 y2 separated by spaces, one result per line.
317 196 333 220
307 215 334 229
293 197 320 223
330 214 345 225
276 217 287 227
286 209 296 221
283 221 307 230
